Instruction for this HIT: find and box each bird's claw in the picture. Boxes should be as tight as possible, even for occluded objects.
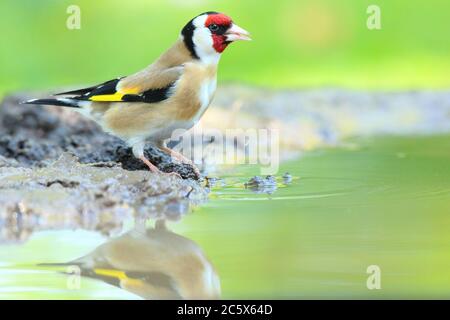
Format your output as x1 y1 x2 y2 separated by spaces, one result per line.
192 167 202 178
163 171 182 179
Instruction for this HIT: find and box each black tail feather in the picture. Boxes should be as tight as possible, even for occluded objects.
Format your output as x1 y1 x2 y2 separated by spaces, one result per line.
22 98 80 108
53 86 97 96
37 262 77 267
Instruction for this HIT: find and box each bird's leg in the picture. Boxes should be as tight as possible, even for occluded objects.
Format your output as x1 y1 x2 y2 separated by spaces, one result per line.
133 142 181 178
139 155 161 173
139 155 181 178
133 141 161 173
158 145 201 177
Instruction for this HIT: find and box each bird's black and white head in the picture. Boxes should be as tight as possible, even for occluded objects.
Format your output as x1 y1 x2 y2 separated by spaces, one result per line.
181 12 251 64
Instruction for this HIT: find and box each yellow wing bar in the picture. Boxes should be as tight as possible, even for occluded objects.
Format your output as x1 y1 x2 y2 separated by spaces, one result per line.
88 87 140 102
89 92 125 102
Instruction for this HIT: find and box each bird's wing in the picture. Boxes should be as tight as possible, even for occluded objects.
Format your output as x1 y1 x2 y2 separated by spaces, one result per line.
55 66 183 104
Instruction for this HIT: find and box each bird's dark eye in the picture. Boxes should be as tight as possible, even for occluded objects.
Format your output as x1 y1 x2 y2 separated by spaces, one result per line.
208 24 219 32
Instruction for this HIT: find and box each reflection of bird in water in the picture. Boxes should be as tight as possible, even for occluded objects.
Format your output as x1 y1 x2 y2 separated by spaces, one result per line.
44 220 220 299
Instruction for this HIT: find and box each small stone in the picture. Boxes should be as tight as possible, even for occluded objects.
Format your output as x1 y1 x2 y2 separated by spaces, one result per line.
245 175 278 194
282 172 292 184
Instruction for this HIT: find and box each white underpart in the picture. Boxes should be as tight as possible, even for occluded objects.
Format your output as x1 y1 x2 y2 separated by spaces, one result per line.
191 15 221 65
193 77 217 123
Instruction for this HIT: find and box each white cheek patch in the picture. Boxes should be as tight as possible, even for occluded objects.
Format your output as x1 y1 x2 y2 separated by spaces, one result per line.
191 15 221 65
193 28 214 54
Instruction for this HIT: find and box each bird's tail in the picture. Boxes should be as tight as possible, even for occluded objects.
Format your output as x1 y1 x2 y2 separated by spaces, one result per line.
37 262 78 267
37 262 124 287
22 98 81 108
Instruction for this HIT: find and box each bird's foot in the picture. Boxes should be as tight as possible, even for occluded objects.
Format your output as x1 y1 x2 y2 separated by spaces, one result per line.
163 171 182 179
186 164 201 178
139 156 160 173
139 156 182 179
158 146 202 178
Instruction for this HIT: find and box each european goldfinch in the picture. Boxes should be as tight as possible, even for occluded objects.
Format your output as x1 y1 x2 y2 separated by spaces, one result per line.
42 221 221 299
24 12 251 176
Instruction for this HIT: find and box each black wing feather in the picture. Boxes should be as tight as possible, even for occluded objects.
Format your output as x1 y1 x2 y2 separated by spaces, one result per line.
121 85 174 104
53 77 175 104
54 78 123 97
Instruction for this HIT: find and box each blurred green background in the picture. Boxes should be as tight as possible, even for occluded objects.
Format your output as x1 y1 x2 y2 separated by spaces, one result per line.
1 0 449 97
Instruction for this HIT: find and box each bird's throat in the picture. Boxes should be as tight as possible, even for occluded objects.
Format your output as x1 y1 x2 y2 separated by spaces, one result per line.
211 34 229 53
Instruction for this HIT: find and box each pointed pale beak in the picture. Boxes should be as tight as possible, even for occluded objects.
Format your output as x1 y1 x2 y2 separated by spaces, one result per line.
225 23 252 42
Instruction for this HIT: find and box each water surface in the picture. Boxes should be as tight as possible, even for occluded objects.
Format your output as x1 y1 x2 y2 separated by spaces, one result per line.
1 135 449 299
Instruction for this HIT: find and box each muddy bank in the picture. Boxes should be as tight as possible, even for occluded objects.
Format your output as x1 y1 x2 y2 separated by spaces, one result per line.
0 154 207 243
